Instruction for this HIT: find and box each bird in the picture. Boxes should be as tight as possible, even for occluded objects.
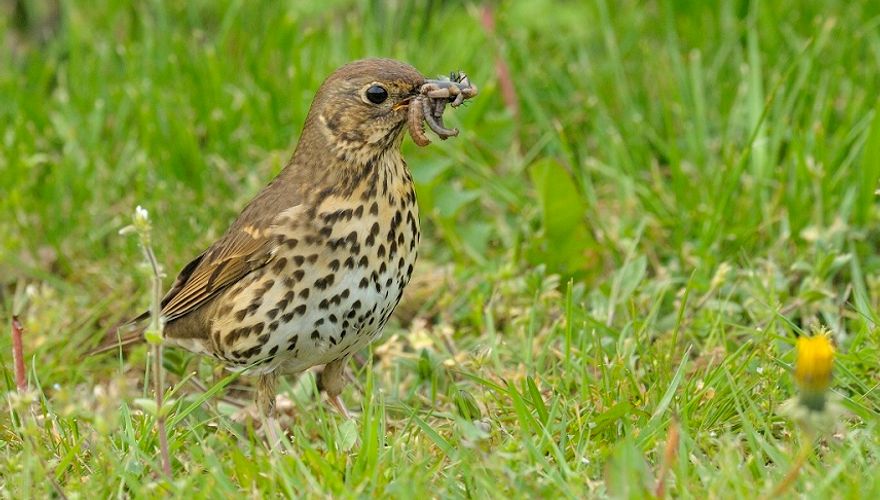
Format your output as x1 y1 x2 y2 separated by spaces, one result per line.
90 58 477 432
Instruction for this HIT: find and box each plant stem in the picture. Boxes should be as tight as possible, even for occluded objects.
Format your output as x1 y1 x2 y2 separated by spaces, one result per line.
766 435 812 499
11 315 27 392
142 241 172 478
654 418 680 499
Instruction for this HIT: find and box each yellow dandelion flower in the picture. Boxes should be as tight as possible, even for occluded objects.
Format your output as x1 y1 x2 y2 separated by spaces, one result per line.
794 334 834 411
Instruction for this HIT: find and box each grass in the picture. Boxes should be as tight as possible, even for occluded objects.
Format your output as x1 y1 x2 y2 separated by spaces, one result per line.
2 0 880 496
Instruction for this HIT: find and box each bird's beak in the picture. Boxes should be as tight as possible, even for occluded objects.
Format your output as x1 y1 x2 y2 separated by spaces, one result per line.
392 99 412 112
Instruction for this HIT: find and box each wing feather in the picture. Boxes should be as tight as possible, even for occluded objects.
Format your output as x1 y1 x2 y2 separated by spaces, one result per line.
160 225 278 322
156 174 304 324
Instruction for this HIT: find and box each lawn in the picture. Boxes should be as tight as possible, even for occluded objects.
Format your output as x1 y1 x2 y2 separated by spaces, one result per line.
2 0 880 497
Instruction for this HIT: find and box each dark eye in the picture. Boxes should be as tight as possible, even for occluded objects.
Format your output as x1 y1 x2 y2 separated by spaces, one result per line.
365 85 388 104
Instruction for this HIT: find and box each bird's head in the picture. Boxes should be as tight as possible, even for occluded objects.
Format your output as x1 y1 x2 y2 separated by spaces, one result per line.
304 58 426 161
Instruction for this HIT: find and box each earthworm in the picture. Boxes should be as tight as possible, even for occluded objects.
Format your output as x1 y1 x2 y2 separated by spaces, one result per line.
407 72 478 147
408 96 431 147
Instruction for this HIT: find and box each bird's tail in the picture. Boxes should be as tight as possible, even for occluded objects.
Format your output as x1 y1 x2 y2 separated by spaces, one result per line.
85 310 150 357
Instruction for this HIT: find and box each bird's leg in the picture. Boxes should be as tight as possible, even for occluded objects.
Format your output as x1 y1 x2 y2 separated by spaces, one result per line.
256 371 277 417
316 357 352 418
256 371 282 446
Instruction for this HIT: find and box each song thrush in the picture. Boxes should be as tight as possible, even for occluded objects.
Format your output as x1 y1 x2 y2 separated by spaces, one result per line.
94 59 477 429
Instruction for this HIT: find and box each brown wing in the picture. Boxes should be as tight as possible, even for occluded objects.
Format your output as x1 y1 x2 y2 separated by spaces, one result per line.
88 220 282 355
158 166 304 324
160 225 278 322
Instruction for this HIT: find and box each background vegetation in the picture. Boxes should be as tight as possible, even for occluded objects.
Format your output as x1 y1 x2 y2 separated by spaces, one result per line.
2 0 880 496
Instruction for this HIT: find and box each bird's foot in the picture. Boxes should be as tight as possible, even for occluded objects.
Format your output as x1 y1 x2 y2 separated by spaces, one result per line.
327 394 352 419
263 415 284 450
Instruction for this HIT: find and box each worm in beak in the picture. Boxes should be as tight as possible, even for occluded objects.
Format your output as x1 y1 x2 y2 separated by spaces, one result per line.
407 72 478 147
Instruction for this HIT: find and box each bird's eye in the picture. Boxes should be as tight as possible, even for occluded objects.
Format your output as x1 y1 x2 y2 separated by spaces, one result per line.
365 85 388 104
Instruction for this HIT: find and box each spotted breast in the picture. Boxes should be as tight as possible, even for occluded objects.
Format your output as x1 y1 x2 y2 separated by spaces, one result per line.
179 150 419 375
